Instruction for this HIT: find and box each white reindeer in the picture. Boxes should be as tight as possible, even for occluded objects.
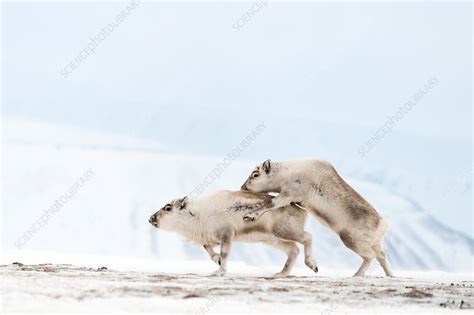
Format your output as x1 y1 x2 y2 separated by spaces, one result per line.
241 158 394 277
149 190 319 277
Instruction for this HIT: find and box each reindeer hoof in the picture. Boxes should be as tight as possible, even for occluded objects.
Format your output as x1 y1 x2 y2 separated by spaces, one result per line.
209 269 225 277
271 272 289 278
211 254 221 266
305 259 318 274
243 213 257 221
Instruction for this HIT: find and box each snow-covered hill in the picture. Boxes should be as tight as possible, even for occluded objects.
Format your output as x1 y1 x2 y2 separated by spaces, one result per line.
2 117 472 272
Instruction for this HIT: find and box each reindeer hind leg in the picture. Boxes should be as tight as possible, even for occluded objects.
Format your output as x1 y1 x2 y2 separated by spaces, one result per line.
264 239 299 277
372 243 394 277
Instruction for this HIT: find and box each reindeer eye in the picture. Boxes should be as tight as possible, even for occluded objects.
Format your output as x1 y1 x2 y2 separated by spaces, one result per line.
164 205 172 211
252 172 260 178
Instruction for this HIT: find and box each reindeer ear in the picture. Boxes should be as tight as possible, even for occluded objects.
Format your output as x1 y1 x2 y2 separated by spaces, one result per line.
177 196 195 216
178 196 188 209
262 159 271 174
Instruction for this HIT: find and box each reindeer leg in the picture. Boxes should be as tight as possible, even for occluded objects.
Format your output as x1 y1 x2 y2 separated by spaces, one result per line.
243 187 297 221
263 239 299 277
273 225 319 274
209 228 234 276
203 244 220 266
243 207 275 221
372 243 394 277
353 257 373 277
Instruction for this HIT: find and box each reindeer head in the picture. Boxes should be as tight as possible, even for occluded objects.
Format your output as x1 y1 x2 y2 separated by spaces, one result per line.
241 159 281 193
148 196 195 230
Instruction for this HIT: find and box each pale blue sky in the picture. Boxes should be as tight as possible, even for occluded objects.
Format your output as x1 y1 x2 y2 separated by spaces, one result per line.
2 1 471 142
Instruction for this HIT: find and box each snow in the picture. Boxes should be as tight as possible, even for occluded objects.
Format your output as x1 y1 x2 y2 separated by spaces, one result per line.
1 251 473 313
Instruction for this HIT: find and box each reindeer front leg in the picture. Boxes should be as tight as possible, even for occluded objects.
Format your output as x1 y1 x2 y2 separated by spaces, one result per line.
203 244 221 266
210 228 234 276
243 184 302 221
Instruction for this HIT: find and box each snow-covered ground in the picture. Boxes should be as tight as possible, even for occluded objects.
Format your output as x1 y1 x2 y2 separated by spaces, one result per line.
1 251 472 313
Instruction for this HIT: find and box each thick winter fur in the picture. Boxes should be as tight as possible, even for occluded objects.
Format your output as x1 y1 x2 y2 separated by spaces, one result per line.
241 158 394 277
149 190 318 277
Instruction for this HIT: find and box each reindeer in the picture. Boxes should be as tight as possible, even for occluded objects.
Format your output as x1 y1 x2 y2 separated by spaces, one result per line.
149 190 319 277
241 158 394 277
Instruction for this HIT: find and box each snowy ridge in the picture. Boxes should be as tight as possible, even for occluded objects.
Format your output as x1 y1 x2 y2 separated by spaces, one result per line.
2 117 472 272
2 116 165 153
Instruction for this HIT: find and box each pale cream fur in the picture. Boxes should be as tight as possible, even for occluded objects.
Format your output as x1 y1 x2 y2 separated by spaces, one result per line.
149 190 319 277
241 158 394 277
